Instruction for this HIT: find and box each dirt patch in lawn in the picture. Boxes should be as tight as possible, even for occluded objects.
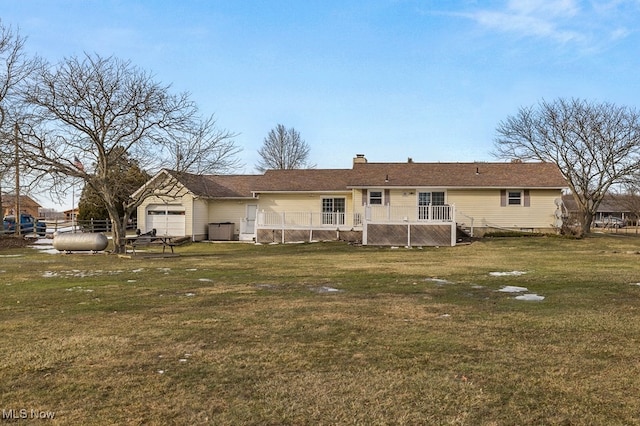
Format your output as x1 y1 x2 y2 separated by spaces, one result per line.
0 236 31 250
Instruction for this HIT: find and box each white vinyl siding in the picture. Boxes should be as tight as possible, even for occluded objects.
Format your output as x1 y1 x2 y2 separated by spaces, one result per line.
256 192 355 228
257 193 353 214
207 201 246 224
449 189 560 229
191 198 209 240
207 200 248 236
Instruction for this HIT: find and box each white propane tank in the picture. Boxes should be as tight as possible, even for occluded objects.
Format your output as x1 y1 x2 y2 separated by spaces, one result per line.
53 233 109 252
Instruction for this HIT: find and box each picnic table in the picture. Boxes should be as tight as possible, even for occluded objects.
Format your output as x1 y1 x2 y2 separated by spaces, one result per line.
124 229 189 255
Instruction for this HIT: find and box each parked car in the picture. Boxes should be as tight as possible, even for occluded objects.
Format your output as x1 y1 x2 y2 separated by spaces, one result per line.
2 213 47 236
593 216 625 228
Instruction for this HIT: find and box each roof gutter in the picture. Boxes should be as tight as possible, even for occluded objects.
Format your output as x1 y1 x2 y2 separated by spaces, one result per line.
346 185 568 190
252 190 352 194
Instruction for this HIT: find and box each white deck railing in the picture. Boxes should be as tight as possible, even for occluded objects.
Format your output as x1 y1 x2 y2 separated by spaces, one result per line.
257 211 364 229
256 204 454 229
365 204 455 223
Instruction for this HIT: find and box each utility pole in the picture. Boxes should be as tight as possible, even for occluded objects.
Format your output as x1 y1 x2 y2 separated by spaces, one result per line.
0 108 3 220
14 122 20 235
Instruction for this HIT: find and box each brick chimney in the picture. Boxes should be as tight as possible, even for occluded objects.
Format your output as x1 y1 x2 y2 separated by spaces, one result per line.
353 154 367 165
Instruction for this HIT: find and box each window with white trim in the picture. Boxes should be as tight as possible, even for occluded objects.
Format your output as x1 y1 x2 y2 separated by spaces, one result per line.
369 190 383 205
508 191 522 205
322 197 345 225
418 191 446 220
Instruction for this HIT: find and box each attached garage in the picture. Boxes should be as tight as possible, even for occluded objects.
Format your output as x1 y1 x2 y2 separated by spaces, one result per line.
145 204 186 236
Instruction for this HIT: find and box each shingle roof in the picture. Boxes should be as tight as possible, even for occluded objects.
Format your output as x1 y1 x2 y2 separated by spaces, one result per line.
348 162 567 188
564 193 638 214
598 194 638 213
1 194 41 207
252 169 354 192
172 171 261 198
168 162 567 197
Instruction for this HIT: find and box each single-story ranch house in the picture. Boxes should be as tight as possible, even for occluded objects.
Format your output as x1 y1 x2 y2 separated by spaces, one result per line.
134 155 568 246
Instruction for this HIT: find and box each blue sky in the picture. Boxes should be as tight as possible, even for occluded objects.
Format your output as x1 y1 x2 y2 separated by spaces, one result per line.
3 0 640 176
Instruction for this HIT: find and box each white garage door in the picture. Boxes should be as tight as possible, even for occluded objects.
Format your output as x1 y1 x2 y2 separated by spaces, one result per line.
146 205 186 236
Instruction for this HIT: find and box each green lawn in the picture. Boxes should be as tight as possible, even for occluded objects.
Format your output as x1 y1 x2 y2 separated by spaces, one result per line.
2 235 640 425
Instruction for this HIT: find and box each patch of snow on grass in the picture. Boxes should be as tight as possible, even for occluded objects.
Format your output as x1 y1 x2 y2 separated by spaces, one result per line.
490 271 527 276
515 294 545 301
311 286 343 293
198 278 213 282
498 286 529 293
43 269 125 278
66 286 94 292
29 244 53 250
425 278 453 285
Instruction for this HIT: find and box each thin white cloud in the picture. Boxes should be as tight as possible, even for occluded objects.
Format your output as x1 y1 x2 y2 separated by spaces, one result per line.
462 0 637 48
506 0 579 17
473 9 582 43
610 27 631 40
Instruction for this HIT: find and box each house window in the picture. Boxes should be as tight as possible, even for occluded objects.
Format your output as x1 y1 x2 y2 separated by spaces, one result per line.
508 191 522 205
369 190 383 205
432 192 445 205
322 197 345 225
418 191 446 220
501 189 530 207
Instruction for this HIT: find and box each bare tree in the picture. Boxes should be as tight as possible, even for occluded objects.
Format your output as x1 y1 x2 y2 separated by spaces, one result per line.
20 53 241 252
256 124 314 172
0 21 40 215
169 114 242 174
493 98 640 235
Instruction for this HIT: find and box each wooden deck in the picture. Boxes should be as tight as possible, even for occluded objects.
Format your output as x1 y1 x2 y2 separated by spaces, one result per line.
256 222 455 246
365 223 454 246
